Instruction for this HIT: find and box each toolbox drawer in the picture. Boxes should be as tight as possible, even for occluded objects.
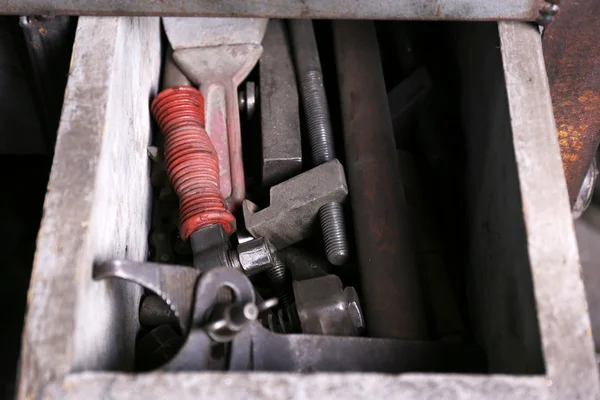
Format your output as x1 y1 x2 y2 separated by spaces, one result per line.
18 16 598 399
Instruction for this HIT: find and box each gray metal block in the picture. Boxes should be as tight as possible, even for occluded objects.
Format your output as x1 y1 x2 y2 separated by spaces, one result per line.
259 19 302 188
243 159 348 250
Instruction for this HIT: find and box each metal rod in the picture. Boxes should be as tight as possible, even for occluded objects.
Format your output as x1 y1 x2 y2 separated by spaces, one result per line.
289 19 349 266
333 20 427 339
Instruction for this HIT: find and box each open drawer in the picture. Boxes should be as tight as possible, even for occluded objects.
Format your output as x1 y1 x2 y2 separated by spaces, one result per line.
17 17 598 399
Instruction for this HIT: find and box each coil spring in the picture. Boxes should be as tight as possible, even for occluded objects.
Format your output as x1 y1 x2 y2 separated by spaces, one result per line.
151 86 235 240
266 303 301 334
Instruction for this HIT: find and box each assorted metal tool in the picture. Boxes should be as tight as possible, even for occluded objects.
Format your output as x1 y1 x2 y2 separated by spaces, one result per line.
91 17 478 375
162 17 268 212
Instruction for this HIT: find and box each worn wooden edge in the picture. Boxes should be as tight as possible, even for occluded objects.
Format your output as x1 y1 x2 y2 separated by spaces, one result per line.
17 16 161 399
39 372 548 400
17 16 121 400
499 21 600 398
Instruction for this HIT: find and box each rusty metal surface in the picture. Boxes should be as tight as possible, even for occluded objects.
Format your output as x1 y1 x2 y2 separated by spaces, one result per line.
334 21 427 340
2 0 551 21
544 0 600 205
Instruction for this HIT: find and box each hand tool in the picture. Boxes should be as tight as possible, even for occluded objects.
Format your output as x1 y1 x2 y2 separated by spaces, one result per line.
162 17 268 212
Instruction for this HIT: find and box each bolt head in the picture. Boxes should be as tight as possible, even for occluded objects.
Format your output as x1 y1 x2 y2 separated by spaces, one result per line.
237 237 276 276
541 3 559 16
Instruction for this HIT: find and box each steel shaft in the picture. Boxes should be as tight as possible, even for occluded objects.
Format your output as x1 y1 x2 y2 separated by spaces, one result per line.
333 21 427 339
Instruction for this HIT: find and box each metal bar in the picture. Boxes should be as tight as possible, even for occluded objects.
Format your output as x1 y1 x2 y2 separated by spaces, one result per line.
2 0 548 21
333 21 427 340
259 20 302 188
543 0 600 206
246 323 485 373
289 19 350 266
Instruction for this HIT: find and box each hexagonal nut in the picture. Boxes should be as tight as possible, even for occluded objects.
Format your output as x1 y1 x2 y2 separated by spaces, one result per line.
237 237 277 276
344 286 365 335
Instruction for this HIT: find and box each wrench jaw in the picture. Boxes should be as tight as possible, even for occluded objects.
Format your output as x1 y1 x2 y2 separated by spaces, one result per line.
93 260 200 334
93 261 261 371
163 267 258 371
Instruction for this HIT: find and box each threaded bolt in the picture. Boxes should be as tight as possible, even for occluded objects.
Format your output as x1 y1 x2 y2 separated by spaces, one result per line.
267 256 294 307
290 19 350 266
319 203 349 266
300 71 336 165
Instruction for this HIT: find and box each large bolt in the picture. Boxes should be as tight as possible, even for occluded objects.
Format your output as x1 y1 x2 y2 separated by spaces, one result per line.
228 237 293 307
289 19 349 266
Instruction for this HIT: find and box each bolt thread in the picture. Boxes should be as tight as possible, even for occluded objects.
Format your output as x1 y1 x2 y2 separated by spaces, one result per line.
226 249 242 271
299 71 335 165
296 61 349 266
319 203 350 266
291 22 349 266
267 257 293 307
266 258 286 283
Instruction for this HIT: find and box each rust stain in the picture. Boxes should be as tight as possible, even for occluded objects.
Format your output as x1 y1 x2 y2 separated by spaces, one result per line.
38 27 46 35
544 0 600 205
